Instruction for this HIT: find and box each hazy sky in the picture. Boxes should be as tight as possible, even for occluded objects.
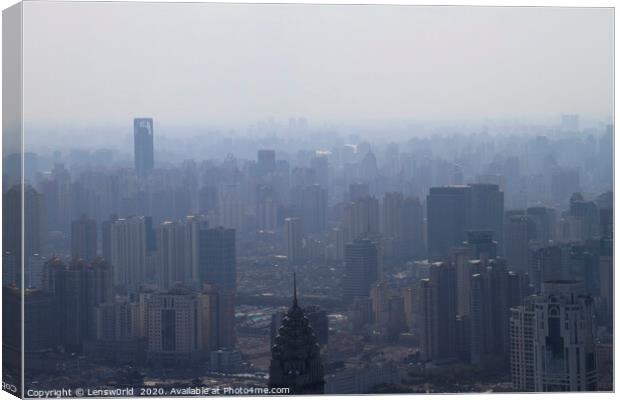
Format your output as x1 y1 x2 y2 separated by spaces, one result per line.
23 2 613 127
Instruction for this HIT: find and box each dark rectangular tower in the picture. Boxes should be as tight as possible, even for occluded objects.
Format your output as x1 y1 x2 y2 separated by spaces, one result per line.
134 118 154 179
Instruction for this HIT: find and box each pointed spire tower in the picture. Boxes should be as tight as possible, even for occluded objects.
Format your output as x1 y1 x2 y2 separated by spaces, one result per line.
268 274 325 394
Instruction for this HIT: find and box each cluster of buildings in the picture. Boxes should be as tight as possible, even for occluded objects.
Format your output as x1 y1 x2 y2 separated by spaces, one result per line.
2 116 613 393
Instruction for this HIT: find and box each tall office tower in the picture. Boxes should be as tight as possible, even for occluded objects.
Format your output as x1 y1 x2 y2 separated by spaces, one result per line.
380 192 404 239
110 216 147 293
134 118 154 179
453 249 481 317
146 286 203 364
402 286 416 333
42 257 113 352
568 193 600 239
510 281 598 392
427 186 472 261
526 206 556 244
200 283 236 351
311 155 329 188
3 185 44 281
504 213 533 273
342 195 381 244
470 183 504 251
464 230 498 261
269 279 325 394
101 214 118 263
401 196 425 260
182 216 208 287
218 183 244 231
417 278 434 361
155 221 185 290
341 202 360 244
469 259 529 365
300 184 327 234
256 185 278 231
71 214 97 261
198 227 236 291
343 239 379 302
356 195 380 234
429 262 457 362
348 183 370 201
257 149 276 176
285 217 304 265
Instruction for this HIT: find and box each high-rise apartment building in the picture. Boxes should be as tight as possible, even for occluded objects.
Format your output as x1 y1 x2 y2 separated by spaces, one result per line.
110 216 147 293
510 280 598 392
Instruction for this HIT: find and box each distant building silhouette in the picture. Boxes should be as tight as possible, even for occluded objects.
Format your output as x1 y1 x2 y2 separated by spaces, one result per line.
343 239 378 302
285 217 303 265
134 118 154 178
427 186 472 260
198 226 236 291
71 214 97 261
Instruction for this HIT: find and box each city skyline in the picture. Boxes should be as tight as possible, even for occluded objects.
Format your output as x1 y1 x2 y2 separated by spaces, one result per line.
3 1 615 396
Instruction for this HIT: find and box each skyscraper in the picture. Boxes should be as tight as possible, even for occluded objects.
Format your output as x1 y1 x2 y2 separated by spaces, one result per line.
470 183 504 252
155 221 185 290
504 212 532 274
269 276 325 394
285 217 304 265
200 283 236 352
300 184 327 234
198 227 236 291
427 186 472 260
42 257 113 352
71 214 97 261
343 239 379 302
134 118 154 179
